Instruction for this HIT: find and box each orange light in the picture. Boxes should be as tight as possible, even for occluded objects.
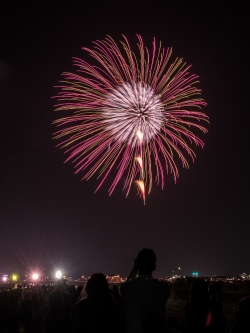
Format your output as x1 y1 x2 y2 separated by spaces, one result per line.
136 130 143 143
136 156 143 169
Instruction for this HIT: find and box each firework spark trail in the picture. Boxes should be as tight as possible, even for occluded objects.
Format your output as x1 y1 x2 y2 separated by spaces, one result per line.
135 130 145 202
53 35 209 200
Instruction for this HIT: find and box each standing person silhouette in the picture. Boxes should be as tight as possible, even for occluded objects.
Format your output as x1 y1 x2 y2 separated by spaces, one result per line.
71 273 119 333
185 278 226 333
120 248 170 333
46 279 71 333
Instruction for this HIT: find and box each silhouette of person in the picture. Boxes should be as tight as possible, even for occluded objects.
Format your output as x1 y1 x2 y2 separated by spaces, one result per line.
120 248 170 333
229 295 250 333
71 284 84 306
46 279 71 333
185 278 226 333
71 273 119 333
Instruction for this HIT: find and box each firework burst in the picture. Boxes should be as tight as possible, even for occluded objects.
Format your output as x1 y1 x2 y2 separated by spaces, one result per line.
53 35 208 200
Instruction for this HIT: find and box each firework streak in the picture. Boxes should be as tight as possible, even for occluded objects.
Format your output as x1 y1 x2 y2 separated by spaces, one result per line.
53 35 208 201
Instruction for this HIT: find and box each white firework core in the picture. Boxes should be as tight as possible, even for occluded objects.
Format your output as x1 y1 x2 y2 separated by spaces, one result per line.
103 82 164 146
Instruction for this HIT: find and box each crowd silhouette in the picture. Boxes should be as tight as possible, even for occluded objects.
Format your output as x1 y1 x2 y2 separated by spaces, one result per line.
0 248 248 333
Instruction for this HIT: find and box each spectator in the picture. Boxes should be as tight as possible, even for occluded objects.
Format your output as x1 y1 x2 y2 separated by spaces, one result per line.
71 273 119 333
185 278 226 333
71 284 84 305
229 295 250 333
46 279 71 333
120 248 170 333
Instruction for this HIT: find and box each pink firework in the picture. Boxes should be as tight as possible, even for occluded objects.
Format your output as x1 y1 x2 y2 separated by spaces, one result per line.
53 35 208 199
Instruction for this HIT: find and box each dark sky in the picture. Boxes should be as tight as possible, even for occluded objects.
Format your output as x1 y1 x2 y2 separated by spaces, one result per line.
1 1 249 279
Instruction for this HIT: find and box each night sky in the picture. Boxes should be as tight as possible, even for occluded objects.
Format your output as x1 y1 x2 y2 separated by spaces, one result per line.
1 2 249 279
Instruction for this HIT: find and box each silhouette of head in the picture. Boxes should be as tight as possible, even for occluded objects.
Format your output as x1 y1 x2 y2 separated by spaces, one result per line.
191 278 208 300
137 248 156 275
112 285 118 293
85 273 109 296
57 278 67 288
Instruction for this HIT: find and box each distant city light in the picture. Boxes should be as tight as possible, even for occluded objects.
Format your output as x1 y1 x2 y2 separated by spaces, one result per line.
12 274 18 281
55 270 62 279
192 272 199 277
2 276 8 282
32 273 39 280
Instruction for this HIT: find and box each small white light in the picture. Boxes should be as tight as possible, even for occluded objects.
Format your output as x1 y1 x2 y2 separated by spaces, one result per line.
32 273 39 280
55 270 62 279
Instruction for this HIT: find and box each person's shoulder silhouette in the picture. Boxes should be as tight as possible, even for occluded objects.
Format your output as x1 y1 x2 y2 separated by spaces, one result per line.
229 295 250 333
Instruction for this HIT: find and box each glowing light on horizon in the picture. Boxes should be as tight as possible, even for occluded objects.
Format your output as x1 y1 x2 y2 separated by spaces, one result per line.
32 273 39 280
53 35 208 200
55 270 62 279
12 274 17 281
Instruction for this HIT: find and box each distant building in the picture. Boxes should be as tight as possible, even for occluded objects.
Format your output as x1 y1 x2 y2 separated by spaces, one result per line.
239 273 250 280
210 276 228 283
106 275 122 283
